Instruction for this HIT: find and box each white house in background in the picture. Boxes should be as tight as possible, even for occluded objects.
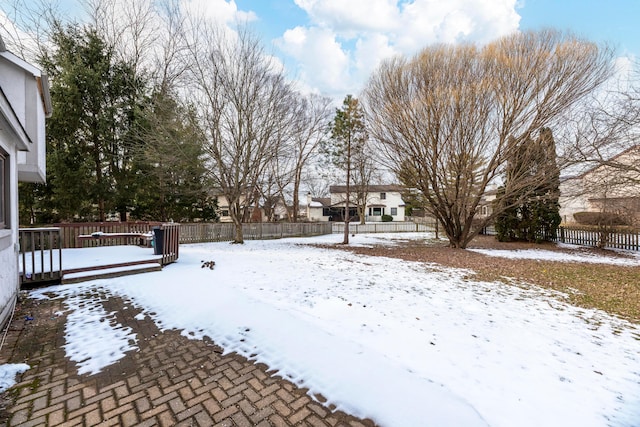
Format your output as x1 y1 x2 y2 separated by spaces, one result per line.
307 185 406 222
215 192 265 223
559 145 640 224
0 36 52 328
306 195 331 222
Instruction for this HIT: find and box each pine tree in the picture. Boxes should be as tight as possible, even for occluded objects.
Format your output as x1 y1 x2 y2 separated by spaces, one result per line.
495 128 561 242
37 22 143 222
326 95 369 242
132 89 217 222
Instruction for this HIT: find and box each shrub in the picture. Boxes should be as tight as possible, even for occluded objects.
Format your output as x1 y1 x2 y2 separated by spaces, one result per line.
573 211 628 226
381 214 393 222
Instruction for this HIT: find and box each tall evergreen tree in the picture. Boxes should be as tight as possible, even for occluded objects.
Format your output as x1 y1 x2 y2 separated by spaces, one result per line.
326 95 369 243
35 22 143 222
495 128 561 242
133 88 217 222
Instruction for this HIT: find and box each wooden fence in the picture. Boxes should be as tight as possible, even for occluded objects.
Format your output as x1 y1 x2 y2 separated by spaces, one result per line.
41 221 332 247
557 226 640 251
179 222 332 243
331 221 437 234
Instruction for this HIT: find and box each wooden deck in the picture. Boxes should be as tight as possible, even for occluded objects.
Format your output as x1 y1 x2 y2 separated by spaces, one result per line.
20 245 164 286
19 224 180 286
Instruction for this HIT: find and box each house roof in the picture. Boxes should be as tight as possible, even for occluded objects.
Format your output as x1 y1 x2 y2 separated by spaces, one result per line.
0 39 52 118
575 145 640 179
329 184 405 193
311 197 331 207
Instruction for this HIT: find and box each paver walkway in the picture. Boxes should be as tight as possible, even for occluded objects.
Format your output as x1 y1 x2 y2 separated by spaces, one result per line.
0 291 377 426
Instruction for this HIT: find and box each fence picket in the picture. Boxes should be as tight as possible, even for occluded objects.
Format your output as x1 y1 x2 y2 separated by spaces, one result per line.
555 226 639 251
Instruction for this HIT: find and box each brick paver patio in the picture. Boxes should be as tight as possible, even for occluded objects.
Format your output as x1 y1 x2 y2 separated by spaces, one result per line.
0 291 377 426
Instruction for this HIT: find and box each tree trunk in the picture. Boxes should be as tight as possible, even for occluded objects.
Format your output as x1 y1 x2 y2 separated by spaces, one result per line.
342 131 352 244
230 200 244 243
233 219 244 244
292 181 300 223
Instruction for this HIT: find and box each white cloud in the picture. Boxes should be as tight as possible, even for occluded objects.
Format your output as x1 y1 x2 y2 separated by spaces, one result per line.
279 0 522 97
294 0 401 33
279 26 352 97
354 33 398 78
182 0 257 25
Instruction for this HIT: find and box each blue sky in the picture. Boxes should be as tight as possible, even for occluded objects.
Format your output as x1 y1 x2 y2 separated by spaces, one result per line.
229 0 639 98
2 0 638 99
518 0 640 57
236 0 640 56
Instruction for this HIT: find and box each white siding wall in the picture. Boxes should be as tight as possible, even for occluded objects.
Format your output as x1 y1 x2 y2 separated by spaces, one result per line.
0 49 49 328
308 206 329 222
366 191 405 221
0 133 19 328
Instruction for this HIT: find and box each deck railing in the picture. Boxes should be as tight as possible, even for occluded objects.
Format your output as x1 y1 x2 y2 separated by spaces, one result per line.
54 221 163 248
19 227 63 285
157 223 180 265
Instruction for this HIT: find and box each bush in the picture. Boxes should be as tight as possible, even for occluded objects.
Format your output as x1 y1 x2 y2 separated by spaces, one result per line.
381 214 393 222
573 211 629 226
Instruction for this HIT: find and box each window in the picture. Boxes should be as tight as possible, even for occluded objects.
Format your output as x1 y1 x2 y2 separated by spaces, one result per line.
221 209 229 217
372 207 383 216
481 206 488 216
0 150 6 229
391 207 397 216
380 192 386 200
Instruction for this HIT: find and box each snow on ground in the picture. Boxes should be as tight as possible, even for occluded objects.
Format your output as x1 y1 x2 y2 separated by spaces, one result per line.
469 247 640 266
61 293 138 375
337 231 438 248
0 364 30 392
31 233 640 427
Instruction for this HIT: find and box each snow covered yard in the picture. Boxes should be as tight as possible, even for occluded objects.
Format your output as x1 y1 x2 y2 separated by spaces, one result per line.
25 233 640 426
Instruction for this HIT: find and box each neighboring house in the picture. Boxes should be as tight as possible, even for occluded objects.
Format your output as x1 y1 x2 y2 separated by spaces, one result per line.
306 195 331 222
307 185 406 222
270 197 290 222
475 186 499 219
215 193 243 223
215 192 265 223
0 37 52 328
559 146 640 225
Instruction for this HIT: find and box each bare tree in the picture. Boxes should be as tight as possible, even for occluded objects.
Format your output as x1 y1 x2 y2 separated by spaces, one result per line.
284 94 333 222
561 61 640 178
85 0 157 74
351 146 379 224
303 166 332 199
0 0 62 60
187 25 295 243
364 30 614 248
553 59 640 235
